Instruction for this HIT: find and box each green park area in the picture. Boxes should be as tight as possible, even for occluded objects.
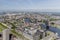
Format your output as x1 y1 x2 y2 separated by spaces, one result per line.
51 24 60 29
0 22 29 40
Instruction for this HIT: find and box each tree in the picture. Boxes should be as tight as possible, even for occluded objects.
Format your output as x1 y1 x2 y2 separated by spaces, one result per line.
0 22 29 40
51 22 55 25
7 21 17 30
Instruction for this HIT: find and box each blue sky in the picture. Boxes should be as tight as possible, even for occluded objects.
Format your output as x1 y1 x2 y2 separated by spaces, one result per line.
0 0 60 11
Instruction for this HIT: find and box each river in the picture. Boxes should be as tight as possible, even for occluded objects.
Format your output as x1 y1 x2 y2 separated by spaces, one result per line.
40 24 60 37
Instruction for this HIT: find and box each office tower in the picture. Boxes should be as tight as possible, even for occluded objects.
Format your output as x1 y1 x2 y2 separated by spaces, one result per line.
3 29 10 40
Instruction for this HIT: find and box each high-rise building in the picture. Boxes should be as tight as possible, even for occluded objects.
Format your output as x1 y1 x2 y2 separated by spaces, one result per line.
45 20 49 30
3 29 10 40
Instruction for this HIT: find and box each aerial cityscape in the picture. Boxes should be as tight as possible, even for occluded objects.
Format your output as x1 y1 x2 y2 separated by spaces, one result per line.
0 0 60 40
